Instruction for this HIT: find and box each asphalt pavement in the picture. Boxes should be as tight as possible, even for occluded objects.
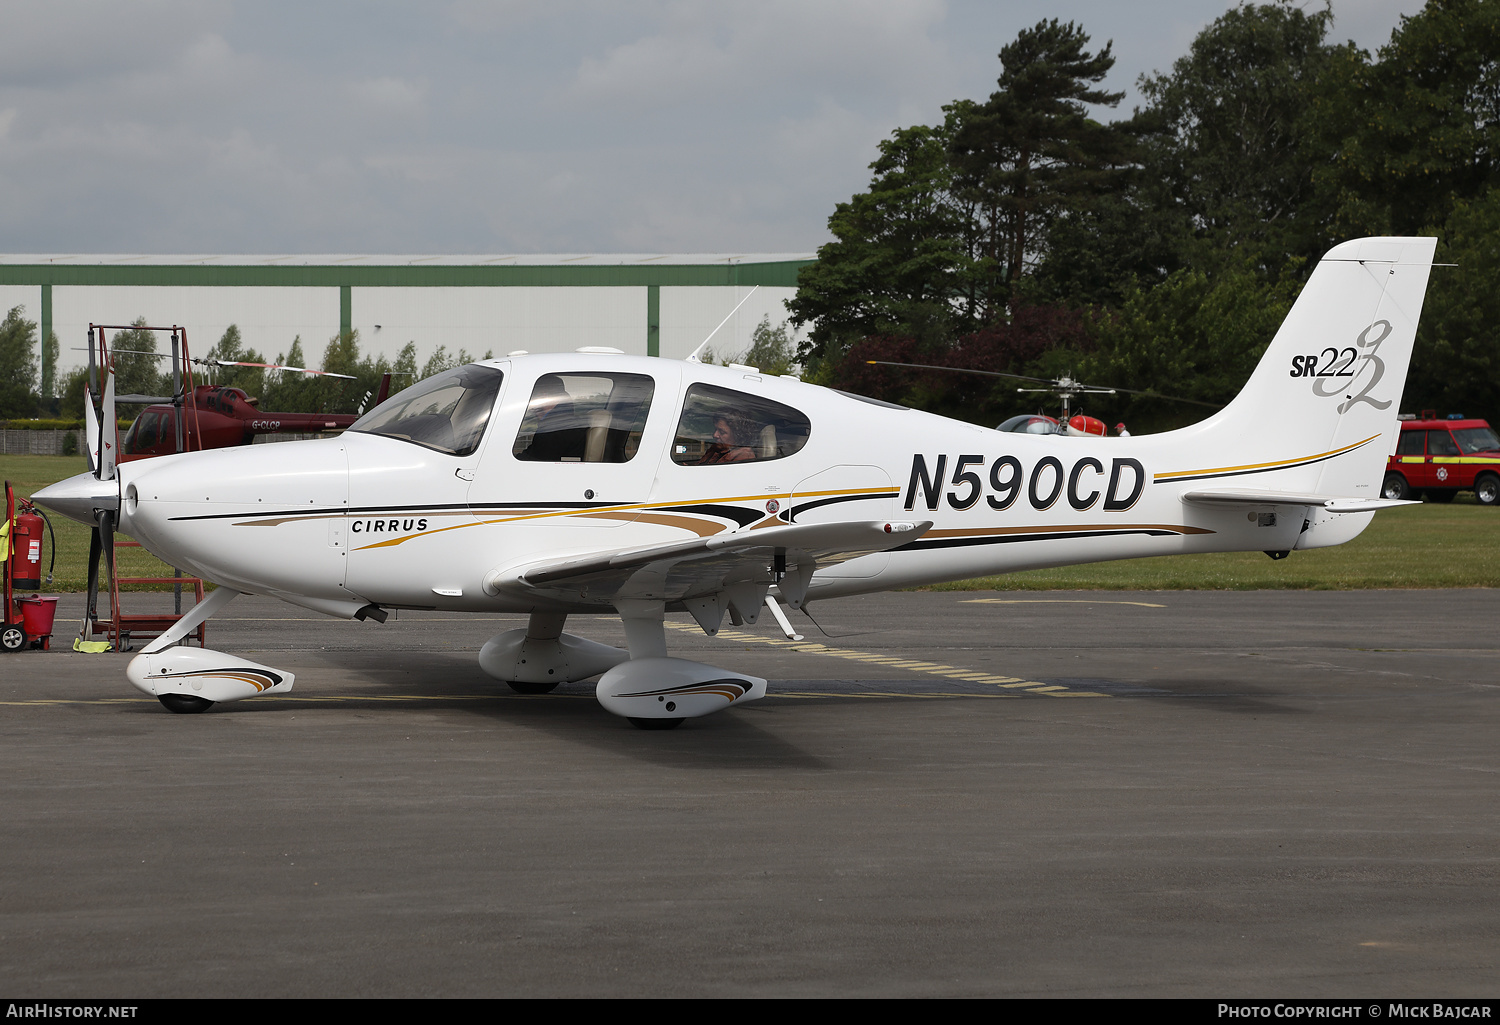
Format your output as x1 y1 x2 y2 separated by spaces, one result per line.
1 589 1496 997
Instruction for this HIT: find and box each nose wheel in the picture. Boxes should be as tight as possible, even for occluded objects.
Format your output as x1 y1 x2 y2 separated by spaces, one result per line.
628 717 684 730
158 694 215 714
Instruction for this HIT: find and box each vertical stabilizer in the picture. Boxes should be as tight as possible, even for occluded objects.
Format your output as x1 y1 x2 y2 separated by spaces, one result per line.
1172 237 1435 499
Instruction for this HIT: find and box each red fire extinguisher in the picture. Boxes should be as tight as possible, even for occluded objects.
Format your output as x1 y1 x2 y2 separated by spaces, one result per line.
11 501 50 591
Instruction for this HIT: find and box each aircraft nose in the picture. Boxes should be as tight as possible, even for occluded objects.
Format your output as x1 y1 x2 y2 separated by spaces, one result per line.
31 471 120 525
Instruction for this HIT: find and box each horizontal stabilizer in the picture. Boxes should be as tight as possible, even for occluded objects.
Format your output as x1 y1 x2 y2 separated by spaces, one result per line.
1182 488 1418 513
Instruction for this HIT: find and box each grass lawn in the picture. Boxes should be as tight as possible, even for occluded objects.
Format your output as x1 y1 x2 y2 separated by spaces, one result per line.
3 454 189 592
4 453 1497 592
926 498 1499 590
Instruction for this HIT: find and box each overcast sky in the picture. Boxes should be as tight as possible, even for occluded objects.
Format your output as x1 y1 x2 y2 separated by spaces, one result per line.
0 1 1427 256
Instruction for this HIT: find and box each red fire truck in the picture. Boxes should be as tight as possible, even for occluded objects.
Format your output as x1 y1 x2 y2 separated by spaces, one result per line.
1382 415 1500 505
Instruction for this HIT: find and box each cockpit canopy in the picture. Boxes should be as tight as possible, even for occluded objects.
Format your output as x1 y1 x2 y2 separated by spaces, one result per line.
350 365 505 456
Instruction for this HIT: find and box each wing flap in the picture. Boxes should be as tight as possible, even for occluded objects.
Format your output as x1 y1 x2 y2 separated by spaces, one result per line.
489 518 930 603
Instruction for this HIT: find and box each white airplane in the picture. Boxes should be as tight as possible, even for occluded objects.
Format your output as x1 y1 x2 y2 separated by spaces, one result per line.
35 236 1435 728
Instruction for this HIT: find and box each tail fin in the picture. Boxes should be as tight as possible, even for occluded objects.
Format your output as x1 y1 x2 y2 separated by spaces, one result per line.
1173 237 1436 498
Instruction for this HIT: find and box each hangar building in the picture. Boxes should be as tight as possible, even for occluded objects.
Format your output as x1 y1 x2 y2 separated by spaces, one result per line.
0 253 815 386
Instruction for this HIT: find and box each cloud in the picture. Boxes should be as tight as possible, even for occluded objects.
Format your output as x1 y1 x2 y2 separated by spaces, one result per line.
0 0 1432 255
566 0 949 109
348 76 429 117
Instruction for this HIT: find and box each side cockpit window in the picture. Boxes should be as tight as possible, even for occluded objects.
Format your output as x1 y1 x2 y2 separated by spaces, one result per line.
671 383 811 466
350 365 504 457
512 373 655 463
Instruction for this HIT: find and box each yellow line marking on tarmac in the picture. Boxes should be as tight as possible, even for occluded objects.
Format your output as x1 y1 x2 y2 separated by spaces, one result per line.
0 694 590 707
662 621 1105 697
963 599 1167 608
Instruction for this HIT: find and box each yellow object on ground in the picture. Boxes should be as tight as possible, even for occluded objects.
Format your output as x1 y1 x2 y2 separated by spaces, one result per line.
72 637 113 653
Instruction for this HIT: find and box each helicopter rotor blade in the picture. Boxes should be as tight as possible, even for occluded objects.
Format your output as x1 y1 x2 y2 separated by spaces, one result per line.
199 358 356 380
863 359 1221 409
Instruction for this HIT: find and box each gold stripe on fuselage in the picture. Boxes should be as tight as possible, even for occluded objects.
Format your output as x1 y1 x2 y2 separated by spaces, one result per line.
1154 435 1378 482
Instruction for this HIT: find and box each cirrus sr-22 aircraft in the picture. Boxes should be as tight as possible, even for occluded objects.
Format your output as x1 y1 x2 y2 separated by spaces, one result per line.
35 237 1435 728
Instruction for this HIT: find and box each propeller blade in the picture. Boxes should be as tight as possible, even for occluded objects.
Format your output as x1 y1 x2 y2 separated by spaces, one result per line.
116 394 173 404
83 384 99 475
83 517 103 638
100 363 118 482
84 508 116 644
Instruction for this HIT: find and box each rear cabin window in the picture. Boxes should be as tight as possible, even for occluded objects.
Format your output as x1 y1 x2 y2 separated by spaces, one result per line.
512 373 655 463
350 364 504 457
671 384 811 466
1396 431 1425 456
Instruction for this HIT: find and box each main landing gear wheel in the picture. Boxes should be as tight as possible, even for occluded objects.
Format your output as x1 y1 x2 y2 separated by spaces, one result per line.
1475 474 1500 507
158 694 215 714
1381 472 1411 501
1 625 25 652
628 717 684 731
506 680 561 695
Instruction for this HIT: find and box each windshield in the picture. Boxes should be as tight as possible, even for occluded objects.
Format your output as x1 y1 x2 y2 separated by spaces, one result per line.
350 365 504 456
997 414 1061 435
1453 427 1500 454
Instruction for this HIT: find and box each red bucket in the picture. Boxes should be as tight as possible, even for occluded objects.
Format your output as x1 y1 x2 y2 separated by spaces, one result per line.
16 596 58 637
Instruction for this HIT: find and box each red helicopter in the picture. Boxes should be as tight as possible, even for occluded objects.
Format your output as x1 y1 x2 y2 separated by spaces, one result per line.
119 383 363 461
90 323 391 461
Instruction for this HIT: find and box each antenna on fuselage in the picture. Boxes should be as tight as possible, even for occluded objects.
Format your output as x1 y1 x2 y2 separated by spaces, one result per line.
685 286 759 364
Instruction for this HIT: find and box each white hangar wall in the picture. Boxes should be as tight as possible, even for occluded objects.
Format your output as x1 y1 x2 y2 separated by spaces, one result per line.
0 254 813 381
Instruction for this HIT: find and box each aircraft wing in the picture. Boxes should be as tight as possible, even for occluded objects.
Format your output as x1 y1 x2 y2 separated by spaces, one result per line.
486 518 930 609
1180 488 1418 513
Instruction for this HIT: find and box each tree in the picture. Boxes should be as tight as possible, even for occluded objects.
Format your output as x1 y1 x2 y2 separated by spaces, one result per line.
788 121 976 363
1139 1 1339 266
261 337 313 413
789 20 1134 364
0 306 39 417
40 330 59 401
948 19 1131 300
1404 187 1500 415
202 324 268 398
1309 0 1500 243
832 305 1095 425
110 318 166 401
1081 258 1302 432
727 316 798 376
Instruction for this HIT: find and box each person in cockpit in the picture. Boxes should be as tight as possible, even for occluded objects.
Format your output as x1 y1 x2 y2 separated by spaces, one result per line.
696 414 756 465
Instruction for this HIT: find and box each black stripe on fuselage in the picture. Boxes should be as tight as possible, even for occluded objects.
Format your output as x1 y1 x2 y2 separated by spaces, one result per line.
168 500 616 523
655 504 762 528
787 492 889 522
